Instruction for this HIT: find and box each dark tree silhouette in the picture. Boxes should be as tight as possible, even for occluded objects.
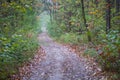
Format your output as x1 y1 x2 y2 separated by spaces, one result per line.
81 0 91 41
106 0 111 33
116 0 120 13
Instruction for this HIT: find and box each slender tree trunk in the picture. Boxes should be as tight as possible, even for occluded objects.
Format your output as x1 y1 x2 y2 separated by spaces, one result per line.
50 9 53 23
116 0 120 13
81 0 91 41
7 0 11 3
106 0 111 33
81 0 87 28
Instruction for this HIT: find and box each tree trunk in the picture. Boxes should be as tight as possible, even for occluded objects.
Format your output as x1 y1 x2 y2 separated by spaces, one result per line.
116 0 120 13
106 0 111 33
95 0 99 7
81 0 87 28
81 0 91 41
7 0 11 3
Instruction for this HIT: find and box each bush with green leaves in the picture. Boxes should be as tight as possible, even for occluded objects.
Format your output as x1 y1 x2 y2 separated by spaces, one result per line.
0 0 41 79
59 33 78 44
0 21 39 80
47 21 64 38
97 30 120 72
84 48 97 57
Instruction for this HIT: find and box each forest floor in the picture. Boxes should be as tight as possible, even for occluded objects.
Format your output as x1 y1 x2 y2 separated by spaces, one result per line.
12 32 108 80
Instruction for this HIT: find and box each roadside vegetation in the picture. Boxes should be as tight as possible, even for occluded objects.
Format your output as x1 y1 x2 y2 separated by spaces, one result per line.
0 0 42 79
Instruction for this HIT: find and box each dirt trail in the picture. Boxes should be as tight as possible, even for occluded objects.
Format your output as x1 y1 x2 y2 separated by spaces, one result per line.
16 13 106 80
19 32 105 80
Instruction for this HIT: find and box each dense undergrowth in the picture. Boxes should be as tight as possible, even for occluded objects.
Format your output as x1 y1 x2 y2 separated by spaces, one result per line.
0 0 41 79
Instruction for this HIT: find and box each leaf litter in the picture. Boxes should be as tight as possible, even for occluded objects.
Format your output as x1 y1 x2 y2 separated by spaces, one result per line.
11 33 107 80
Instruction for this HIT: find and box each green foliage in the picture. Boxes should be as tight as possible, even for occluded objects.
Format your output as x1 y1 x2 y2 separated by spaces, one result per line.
84 48 97 57
59 33 78 44
48 21 63 38
97 30 120 72
0 20 39 80
0 0 42 79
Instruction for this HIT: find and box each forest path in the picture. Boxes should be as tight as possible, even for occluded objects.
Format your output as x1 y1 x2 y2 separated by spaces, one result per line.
18 13 106 80
19 32 105 80
20 32 105 80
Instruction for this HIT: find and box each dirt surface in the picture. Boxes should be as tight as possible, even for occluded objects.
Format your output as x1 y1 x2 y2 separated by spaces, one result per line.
15 32 106 80
12 13 107 80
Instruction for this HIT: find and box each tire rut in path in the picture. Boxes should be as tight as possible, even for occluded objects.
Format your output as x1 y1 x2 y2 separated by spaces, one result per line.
23 32 104 80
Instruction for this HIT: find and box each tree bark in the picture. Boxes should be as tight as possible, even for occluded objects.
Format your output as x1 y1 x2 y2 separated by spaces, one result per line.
116 0 120 13
106 0 111 33
81 0 87 28
81 0 91 41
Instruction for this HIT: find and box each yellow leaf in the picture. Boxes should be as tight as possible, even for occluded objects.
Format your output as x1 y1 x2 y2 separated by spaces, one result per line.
71 22 75 25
